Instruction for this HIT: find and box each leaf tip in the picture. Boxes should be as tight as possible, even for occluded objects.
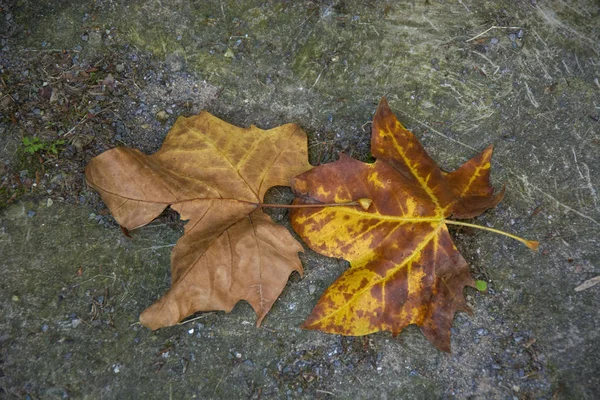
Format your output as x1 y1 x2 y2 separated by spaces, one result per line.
139 297 181 330
375 96 393 119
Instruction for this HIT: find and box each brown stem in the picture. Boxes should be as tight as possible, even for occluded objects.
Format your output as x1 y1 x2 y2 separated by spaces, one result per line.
257 201 360 209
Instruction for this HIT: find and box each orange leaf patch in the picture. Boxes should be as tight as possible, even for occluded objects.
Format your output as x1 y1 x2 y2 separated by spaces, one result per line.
290 98 529 352
86 111 312 329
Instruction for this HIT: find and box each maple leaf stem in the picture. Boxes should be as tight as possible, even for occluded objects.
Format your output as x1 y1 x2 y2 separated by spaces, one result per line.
256 198 373 211
444 219 539 251
257 201 361 209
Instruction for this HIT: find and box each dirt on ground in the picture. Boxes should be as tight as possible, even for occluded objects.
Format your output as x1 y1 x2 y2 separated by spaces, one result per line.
1 0 599 399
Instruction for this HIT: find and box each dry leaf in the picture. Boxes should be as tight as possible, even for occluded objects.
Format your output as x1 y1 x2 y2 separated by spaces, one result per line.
291 97 537 352
86 111 312 329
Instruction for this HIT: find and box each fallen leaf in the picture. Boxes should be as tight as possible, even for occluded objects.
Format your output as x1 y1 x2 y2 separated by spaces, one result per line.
291 97 537 352
86 111 312 329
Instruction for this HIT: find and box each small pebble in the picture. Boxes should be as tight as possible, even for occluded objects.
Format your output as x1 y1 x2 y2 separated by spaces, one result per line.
491 37 499 45
156 110 169 121
309 284 317 295
477 328 489 336
116 63 125 73
224 48 235 58
27 211 36 218
46 198 53 207
41 324 49 332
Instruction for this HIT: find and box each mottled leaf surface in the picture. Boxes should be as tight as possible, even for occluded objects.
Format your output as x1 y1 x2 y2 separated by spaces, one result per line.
291 98 504 352
86 112 312 329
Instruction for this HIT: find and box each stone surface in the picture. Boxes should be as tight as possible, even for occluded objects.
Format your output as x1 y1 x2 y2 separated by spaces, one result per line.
1 0 599 398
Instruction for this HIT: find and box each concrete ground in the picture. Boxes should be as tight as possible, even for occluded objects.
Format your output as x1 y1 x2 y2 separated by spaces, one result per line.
1 0 598 398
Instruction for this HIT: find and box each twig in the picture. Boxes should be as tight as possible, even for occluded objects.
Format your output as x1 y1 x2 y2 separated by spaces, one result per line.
61 114 89 137
473 51 500 75
257 201 359 209
213 369 229 395
137 243 176 251
178 313 215 325
574 276 600 292
310 66 326 90
466 26 523 42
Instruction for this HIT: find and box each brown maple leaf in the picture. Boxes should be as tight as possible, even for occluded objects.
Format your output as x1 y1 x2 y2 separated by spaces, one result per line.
85 111 312 329
290 98 537 352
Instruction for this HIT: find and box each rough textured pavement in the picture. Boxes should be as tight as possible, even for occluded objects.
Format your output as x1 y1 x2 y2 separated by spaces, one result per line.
1 1 599 398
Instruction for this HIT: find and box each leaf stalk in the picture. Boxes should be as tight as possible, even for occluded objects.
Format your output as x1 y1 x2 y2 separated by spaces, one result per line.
257 201 360 209
443 220 539 250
